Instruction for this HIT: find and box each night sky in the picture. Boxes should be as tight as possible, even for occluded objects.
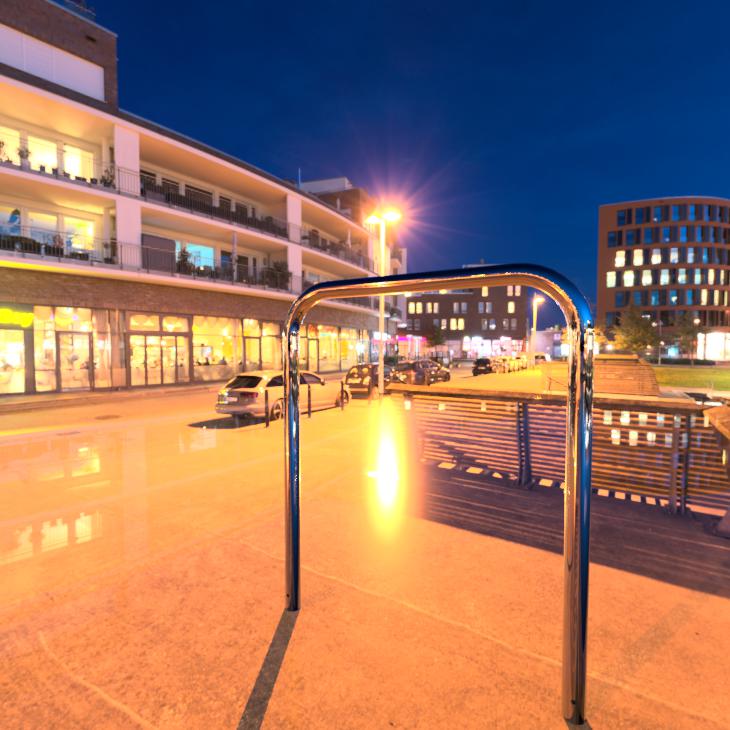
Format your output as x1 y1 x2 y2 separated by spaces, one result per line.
97 0 730 323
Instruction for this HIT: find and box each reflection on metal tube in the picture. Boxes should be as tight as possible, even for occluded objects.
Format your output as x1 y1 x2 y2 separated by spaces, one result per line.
282 263 594 724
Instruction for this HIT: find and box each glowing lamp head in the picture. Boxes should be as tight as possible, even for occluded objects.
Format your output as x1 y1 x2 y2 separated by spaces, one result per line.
366 214 382 226
534 296 546 305
382 208 402 223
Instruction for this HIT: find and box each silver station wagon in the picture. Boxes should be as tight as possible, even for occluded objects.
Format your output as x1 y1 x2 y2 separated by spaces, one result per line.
216 370 350 424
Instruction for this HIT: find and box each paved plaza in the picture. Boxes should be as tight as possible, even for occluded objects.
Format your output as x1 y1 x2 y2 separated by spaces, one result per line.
1 391 729 728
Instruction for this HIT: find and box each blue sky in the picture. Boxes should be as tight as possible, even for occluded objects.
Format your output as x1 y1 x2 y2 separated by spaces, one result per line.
97 0 730 320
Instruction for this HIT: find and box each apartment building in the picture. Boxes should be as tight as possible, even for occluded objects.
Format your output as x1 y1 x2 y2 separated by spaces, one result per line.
597 197 730 360
404 282 528 358
0 0 402 396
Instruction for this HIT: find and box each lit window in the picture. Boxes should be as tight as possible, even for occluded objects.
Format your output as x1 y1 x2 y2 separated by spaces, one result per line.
708 269 715 285
515 286 521 296
632 249 643 266
507 286 514 296
481 286 489 297
678 268 687 284
408 301 415 314
641 270 652 286
507 301 515 314
623 270 635 287
670 247 679 264
426 302 432 314
441 319 447 330
63 144 94 179
651 249 661 265
714 289 720 305
458 318 465 331
416 302 423 314
450 318 457 330
694 269 702 285
0 125 21 165
606 271 616 288
460 302 467 313
489 318 496 330
27 135 58 172
485 302 493 313
614 251 625 267
502 318 509 329
701 289 708 305
660 269 669 285
433 302 439 314
603 411 612 424
64 216 95 251
687 248 695 263
482 318 489 330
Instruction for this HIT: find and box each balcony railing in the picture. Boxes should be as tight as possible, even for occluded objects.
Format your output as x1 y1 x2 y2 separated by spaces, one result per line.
0 156 117 190
0 232 377 309
114 167 375 272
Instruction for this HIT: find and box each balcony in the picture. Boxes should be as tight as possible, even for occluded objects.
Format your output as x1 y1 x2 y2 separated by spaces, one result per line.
0 229 377 310
299 224 372 270
0 155 117 191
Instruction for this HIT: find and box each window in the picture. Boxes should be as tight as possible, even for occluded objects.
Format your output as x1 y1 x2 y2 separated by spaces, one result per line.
678 268 687 284
415 302 423 314
507 286 514 296
626 229 638 245
453 302 459 314
696 226 704 242
669 290 679 306
660 269 670 286
457 318 465 331
632 249 643 266
414 319 420 331
63 144 94 180
686 290 694 305
694 268 702 285
687 248 695 264
510 318 517 330
614 251 626 267
606 271 616 288
608 231 620 247
478 302 484 313
662 226 671 243
28 211 58 244
688 204 697 221
708 268 715 286
433 318 439 329
426 302 432 314
440 319 447 330
27 135 57 172
671 205 681 221
507 301 515 314
633 291 645 306
450 318 457 330
64 216 95 251
635 207 646 224
653 206 663 223
408 301 415 314
514 285 522 296
623 270 635 287
651 248 661 265
617 209 631 226
0 126 21 165
460 302 467 313
481 286 489 296
701 289 708 305
485 302 493 313
502 318 509 329
176 241 215 268
670 247 679 264
679 226 688 243
433 302 439 313
489 318 496 330
641 270 652 286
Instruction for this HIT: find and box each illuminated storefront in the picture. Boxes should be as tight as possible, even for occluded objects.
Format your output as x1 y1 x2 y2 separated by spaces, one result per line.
696 331 730 361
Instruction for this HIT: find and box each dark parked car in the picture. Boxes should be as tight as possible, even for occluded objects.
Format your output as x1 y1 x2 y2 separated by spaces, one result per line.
343 363 393 397
472 358 493 376
393 360 451 385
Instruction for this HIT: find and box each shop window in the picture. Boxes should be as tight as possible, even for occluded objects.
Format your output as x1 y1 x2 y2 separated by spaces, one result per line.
129 313 160 331
27 135 58 172
63 144 94 180
162 316 189 332
316 325 339 372
408 301 415 314
55 307 92 332
244 319 262 337
340 327 359 370
0 330 26 394
33 306 56 392
481 287 489 296
193 316 239 380
0 126 21 165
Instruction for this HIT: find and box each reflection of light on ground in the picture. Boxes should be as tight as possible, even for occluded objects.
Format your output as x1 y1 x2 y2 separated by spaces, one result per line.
366 399 408 537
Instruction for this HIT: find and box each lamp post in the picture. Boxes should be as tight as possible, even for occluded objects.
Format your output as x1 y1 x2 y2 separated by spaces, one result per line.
531 295 545 353
366 207 402 396
652 319 662 365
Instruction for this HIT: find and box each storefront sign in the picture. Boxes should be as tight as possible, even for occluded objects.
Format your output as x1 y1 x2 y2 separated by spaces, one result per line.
0 307 34 328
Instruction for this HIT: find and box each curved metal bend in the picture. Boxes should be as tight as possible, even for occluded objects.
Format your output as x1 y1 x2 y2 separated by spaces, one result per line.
282 263 594 725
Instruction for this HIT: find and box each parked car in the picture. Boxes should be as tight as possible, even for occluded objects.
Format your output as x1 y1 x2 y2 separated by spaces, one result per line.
684 391 726 407
216 370 350 424
472 358 493 375
392 360 451 385
343 363 393 397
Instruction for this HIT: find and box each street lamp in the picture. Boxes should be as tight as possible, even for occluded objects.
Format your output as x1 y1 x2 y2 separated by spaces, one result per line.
531 295 545 353
652 320 662 365
366 207 402 396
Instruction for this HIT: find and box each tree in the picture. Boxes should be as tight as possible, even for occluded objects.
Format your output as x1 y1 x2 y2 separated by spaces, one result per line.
426 327 446 348
674 313 704 365
612 306 659 355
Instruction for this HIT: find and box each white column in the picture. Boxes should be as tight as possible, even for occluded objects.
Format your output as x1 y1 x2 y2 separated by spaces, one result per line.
287 243 303 293
113 124 140 194
115 197 142 268
286 194 302 243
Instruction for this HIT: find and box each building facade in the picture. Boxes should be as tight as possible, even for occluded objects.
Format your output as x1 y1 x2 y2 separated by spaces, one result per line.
404 283 528 358
0 1 403 396
597 197 730 360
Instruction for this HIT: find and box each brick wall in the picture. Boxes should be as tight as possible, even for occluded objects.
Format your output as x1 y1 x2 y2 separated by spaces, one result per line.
1 0 118 107
0 269 376 329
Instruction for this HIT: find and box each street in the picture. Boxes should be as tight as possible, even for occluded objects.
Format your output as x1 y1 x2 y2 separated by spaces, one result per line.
1 390 729 728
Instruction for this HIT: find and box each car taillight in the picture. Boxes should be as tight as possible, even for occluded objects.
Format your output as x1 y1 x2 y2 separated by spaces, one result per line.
239 392 258 402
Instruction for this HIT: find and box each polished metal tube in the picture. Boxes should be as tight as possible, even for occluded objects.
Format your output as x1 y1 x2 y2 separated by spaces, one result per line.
283 263 594 723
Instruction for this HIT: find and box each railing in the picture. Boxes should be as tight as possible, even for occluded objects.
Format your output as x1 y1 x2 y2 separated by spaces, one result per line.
391 245 403 263
0 234 377 308
0 156 116 189
299 224 373 270
389 386 730 517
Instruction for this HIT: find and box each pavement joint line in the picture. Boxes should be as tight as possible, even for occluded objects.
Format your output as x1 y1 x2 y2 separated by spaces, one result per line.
233 536 727 728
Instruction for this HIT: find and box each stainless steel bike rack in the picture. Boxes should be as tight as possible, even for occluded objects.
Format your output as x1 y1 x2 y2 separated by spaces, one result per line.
282 263 594 725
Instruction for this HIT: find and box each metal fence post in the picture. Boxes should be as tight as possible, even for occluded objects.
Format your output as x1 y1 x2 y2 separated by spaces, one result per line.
265 389 270 428
669 415 681 513
517 401 533 487
681 416 693 514
340 380 345 410
308 384 312 418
